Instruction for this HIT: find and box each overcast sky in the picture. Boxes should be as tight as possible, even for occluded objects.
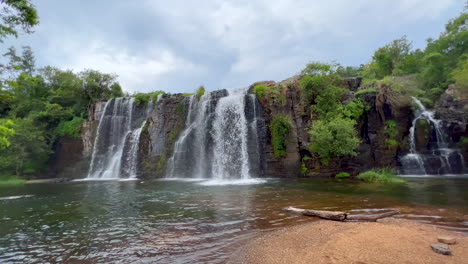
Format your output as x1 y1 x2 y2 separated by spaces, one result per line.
4 0 465 93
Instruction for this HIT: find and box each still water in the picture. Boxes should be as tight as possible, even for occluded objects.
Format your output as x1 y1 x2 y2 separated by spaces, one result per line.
1 178 467 263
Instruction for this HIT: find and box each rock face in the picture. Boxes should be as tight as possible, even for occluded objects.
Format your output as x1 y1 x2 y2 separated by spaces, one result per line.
48 78 467 179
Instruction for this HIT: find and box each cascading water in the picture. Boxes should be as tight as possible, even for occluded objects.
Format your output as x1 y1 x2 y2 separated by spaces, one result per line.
166 89 263 180
86 97 154 180
400 97 466 175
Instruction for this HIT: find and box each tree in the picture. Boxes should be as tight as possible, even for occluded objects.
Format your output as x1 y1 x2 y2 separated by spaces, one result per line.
309 117 361 164
80 69 124 103
0 118 49 175
0 119 14 150
0 0 39 42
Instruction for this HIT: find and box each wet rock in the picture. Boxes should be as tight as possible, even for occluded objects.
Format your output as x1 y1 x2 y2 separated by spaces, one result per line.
431 243 451 255
438 236 457 245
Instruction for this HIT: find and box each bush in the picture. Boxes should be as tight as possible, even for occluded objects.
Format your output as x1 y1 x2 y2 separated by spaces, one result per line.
335 172 350 178
253 84 267 98
55 117 84 138
270 115 292 158
196 86 205 100
309 117 360 164
357 168 405 183
134 91 165 106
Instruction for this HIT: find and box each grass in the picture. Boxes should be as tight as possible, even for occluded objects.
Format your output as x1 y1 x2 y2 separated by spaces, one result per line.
335 172 351 179
357 168 405 183
0 177 26 186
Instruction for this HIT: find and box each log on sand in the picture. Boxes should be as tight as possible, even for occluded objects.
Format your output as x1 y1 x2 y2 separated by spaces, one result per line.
284 206 399 222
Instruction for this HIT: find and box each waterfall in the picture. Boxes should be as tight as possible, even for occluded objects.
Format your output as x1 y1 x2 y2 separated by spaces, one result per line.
400 97 466 175
166 89 261 180
86 97 154 180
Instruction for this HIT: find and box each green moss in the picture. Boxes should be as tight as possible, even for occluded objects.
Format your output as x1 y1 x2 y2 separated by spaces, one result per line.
156 154 166 170
177 101 185 117
196 86 205 100
357 168 405 183
169 130 180 142
270 115 292 158
335 172 351 178
142 121 149 134
300 156 311 176
182 93 194 97
355 87 377 96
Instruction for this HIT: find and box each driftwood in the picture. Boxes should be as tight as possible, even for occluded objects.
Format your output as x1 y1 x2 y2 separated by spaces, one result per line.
284 206 399 222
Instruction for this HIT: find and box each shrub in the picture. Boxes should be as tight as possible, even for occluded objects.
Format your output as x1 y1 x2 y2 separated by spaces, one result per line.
134 91 165 106
270 115 292 158
357 168 405 183
196 86 205 100
336 172 350 178
253 84 267 98
342 99 367 120
309 117 361 165
55 117 84 138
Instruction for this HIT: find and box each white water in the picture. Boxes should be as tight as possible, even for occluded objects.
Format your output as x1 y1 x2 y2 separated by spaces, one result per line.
86 97 153 180
400 97 465 175
167 89 261 181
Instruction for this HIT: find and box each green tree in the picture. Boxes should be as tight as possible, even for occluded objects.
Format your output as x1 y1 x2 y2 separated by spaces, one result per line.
309 117 360 164
80 69 124 103
0 119 14 149
0 118 50 175
0 0 39 42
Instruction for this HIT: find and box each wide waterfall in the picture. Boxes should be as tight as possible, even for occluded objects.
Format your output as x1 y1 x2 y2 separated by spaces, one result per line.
86 97 151 180
166 89 263 180
400 97 466 175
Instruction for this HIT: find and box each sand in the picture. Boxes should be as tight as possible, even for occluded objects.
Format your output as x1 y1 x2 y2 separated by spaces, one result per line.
229 219 468 264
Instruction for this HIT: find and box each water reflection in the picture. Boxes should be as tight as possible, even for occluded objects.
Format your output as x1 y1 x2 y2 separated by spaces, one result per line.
0 178 467 263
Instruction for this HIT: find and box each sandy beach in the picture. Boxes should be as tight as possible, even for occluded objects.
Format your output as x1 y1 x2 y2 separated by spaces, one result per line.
230 219 468 264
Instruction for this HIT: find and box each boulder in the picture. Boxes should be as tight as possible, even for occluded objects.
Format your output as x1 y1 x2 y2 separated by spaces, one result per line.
431 243 451 255
438 236 457 245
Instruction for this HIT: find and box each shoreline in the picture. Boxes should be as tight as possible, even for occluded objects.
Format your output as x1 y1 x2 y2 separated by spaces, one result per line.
229 218 468 264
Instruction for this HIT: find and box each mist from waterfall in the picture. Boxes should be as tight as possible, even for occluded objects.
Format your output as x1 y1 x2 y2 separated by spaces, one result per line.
166 89 263 181
400 97 466 176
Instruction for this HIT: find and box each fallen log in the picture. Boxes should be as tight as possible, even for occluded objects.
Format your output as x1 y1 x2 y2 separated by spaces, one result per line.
284 206 399 222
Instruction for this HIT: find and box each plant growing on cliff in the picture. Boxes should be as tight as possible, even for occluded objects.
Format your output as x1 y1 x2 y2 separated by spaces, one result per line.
309 117 360 165
270 114 292 158
55 117 84 138
336 172 350 178
133 91 165 106
299 63 342 103
357 168 405 183
253 84 286 105
196 86 205 100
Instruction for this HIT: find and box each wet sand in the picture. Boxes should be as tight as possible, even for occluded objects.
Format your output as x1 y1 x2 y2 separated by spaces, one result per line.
230 219 468 264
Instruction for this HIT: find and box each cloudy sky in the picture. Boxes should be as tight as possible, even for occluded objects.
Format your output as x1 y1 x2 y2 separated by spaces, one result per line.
4 0 465 93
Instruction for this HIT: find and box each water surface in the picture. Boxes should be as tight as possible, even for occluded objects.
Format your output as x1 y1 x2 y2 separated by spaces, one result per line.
1 178 467 263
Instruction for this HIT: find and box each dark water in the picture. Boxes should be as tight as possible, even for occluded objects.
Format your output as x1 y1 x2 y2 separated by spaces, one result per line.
1 178 468 263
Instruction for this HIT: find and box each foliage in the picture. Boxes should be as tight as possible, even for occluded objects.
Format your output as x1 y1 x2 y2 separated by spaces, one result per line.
342 99 367 120
0 118 50 176
55 117 84 138
313 85 346 120
300 156 311 176
0 119 14 149
80 69 123 104
0 0 39 42
270 114 292 158
196 86 205 100
451 57 468 89
253 84 267 98
357 168 406 183
336 65 363 77
133 91 164 106
0 176 25 186
299 63 342 103
335 172 351 178
309 117 360 165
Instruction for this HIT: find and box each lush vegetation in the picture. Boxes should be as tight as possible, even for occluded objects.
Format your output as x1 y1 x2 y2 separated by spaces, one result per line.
134 91 165 106
335 172 350 179
357 168 406 183
0 3 125 178
196 86 205 100
269 114 292 158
